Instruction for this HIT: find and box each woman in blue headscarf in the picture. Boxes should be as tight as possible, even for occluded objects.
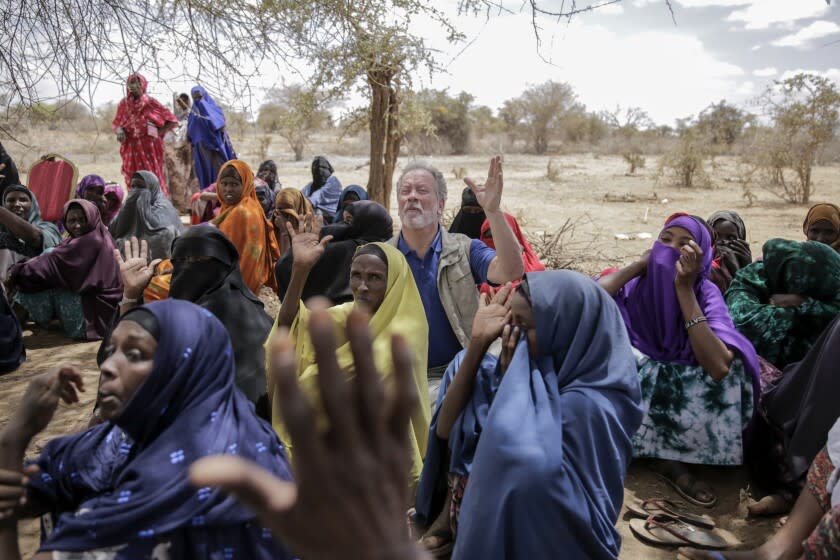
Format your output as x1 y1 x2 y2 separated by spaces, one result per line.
599 213 760 508
0 299 293 558
188 85 237 190
415 271 643 559
302 156 342 222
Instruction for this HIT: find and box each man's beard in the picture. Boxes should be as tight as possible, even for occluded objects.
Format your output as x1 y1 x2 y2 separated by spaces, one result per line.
400 205 438 229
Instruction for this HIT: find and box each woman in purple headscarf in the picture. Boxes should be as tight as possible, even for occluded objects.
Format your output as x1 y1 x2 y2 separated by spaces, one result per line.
103 181 125 225
598 213 760 507
7 199 123 340
75 174 109 220
187 85 237 190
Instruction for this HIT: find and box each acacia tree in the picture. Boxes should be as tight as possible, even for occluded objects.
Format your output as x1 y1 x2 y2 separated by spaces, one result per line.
759 73 840 204
696 100 748 149
501 81 580 154
257 85 333 161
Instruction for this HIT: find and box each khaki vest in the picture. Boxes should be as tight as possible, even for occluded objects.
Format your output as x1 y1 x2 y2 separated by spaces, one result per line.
389 229 479 349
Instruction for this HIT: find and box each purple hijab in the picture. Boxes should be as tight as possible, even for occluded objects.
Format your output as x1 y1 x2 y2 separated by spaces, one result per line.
10 199 123 339
103 182 125 224
75 174 106 198
613 215 760 400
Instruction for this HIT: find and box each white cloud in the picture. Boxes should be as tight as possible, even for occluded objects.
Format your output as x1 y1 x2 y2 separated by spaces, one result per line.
631 0 661 6
772 20 840 48
598 3 625 15
750 44 761 51
753 67 777 77
426 15 747 126
674 0 749 7
726 0 830 30
778 68 840 85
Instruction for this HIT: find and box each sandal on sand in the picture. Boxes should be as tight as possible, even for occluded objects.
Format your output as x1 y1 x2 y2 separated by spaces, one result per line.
677 551 727 560
420 529 454 558
657 462 717 508
629 515 728 549
627 498 715 529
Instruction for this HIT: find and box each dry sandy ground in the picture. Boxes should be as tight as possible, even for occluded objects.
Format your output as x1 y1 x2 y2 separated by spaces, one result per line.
5 145 840 557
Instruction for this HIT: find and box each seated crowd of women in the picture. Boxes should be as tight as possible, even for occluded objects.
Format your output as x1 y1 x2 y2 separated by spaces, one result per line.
2 148 840 560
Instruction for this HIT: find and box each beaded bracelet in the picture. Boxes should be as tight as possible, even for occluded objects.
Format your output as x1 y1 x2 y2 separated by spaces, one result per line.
684 316 707 330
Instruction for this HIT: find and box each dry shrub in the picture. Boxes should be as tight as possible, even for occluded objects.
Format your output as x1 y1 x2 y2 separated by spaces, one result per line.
743 73 840 204
524 215 600 272
256 135 272 162
452 166 467 180
622 152 645 174
545 159 561 183
657 130 711 188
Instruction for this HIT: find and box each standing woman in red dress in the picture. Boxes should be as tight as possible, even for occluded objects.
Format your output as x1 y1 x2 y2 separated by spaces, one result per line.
112 73 178 196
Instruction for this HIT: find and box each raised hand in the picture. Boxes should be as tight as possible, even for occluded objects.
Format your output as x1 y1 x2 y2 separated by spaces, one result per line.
471 283 514 347
190 309 428 560
288 213 332 271
114 237 161 300
13 367 84 441
465 155 504 213
675 240 703 289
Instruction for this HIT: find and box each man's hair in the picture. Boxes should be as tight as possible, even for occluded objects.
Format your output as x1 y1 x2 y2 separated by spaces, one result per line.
396 162 447 201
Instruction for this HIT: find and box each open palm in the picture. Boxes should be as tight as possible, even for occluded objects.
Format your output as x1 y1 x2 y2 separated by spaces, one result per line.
288 213 332 270
114 237 161 299
465 155 504 213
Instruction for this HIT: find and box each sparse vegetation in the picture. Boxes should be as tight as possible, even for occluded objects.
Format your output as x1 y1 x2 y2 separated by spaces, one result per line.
257 85 333 161
749 73 840 204
622 152 646 175
546 160 561 182
658 127 711 189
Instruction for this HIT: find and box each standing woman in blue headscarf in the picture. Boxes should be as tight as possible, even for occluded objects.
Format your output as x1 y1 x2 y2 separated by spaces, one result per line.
415 271 643 559
188 85 237 190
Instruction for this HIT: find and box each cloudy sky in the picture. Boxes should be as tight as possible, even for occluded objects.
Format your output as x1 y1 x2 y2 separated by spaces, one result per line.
414 0 840 126
94 0 839 128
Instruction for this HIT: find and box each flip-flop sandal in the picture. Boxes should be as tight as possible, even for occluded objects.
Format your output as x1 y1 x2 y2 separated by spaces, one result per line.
419 528 454 558
656 470 718 508
627 498 716 529
677 551 727 560
629 515 728 549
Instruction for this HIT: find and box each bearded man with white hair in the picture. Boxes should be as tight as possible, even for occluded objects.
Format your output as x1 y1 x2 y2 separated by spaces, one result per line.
389 156 525 401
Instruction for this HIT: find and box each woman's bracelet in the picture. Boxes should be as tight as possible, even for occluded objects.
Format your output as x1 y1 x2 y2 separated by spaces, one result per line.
119 294 140 307
684 316 707 330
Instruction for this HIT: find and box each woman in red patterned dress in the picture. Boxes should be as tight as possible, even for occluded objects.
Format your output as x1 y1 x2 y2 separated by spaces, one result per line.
112 73 178 196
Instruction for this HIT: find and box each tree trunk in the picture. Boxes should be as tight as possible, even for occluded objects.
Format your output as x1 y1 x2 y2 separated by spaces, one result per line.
366 69 392 207
382 81 401 210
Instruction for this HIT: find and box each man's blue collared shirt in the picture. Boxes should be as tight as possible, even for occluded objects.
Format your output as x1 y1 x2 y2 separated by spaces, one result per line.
397 228 495 368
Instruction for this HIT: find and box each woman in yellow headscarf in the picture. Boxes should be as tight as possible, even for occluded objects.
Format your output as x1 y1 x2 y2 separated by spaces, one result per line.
803 203 840 252
265 213 430 481
213 160 281 294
